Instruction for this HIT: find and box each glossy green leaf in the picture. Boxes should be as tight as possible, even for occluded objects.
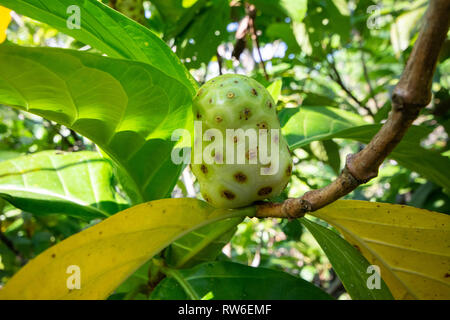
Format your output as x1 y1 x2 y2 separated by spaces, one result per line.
0 44 193 204
282 106 450 191
0 0 196 94
0 151 126 220
310 140 341 175
300 218 394 300
280 0 307 23
280 106 367 148
150 261 332 300
266 79 282 104
175 0 229 69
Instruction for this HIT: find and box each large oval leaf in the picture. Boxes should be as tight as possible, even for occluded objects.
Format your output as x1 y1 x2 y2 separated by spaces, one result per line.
0 44 192 203
300 218 393 300
0 0 196 94
310 200 450 300
282 106 450 191
0 150 127 220
0 198 254 299
150 261 332 300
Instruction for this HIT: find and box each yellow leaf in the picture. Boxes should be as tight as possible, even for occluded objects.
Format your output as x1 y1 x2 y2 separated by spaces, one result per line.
310 200 450 300
0 6 11 44
0 198 253 299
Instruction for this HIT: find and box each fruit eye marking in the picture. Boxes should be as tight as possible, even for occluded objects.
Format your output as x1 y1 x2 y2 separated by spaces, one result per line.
196 112 202 119
226 91 235 99
233 172 247 183
221 190 236 200
251 88 258 96
201 164 208 174
257 187 272 196
257 122 268 129
267 101 272 108
215 115 223 122
241 108 252 120
286 164 292 176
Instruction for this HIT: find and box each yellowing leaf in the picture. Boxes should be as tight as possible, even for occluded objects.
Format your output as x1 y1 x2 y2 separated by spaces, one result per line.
310 200 450 300
0 198 253 300
0 6 11 44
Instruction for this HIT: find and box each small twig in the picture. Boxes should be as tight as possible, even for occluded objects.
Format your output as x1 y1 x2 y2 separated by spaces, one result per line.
329 57 375 118
232 15 249 59
256 0 450 218
216 50 223 75
360 44 380 110
246 3 269 80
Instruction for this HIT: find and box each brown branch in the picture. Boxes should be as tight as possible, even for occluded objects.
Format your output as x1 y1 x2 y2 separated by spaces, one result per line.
256 0 450 219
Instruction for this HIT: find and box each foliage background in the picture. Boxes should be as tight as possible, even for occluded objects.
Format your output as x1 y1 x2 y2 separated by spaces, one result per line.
0 0 448 299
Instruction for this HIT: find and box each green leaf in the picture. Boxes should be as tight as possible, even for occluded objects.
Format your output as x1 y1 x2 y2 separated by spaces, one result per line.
0 151 126 220
266 79 282 104
280 106 367 148
175 0 229 69
322 140 341 175
266 23 301 54
0 150 22 162
280 0 307 23
390 6 426 55
156 0 207 39
0 198 254 299
0 0 196 94
300 218 394 300
150 261 332 300
281 107 450 191
310 140 341 175
0 44 193 203
165 217 242 268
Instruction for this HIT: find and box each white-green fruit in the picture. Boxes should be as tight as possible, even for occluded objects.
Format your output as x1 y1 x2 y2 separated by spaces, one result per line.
191 74 293 209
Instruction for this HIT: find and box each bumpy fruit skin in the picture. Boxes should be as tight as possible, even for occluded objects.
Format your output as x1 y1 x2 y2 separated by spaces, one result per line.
115 0 145 24
191 74 293 209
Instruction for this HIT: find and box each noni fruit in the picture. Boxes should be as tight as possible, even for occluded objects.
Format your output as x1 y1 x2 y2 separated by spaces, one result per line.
191 74 293 209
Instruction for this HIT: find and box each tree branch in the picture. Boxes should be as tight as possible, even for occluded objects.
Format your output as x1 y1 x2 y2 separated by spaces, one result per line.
256 0 450 219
